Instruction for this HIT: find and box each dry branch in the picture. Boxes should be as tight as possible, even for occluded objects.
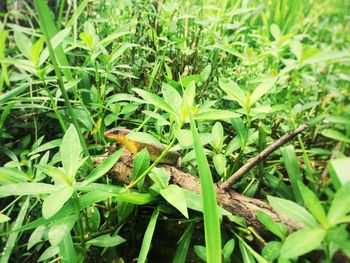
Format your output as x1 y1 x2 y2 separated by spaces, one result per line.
220 125 308 189
95 149 303 234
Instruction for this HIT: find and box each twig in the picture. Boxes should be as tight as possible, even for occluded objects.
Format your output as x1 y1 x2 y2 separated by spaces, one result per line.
220 125 308 190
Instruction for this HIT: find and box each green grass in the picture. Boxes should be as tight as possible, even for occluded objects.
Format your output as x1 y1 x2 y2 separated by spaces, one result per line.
0 0 349 262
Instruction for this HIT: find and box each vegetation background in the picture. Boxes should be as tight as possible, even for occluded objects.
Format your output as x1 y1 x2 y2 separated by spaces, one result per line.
0 0 349 262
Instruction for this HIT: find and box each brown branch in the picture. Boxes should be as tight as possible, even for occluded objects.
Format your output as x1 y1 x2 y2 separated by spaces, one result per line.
220 125 308 190
95 149 303 234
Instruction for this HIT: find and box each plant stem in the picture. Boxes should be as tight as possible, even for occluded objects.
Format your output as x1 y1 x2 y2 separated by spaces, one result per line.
127 136 177 189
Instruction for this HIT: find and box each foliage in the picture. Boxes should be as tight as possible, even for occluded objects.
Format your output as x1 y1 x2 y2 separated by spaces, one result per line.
0 0 349 262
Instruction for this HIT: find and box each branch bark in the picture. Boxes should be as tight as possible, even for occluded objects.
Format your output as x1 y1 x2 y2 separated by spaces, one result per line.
220 125 308 189
95 149 304 234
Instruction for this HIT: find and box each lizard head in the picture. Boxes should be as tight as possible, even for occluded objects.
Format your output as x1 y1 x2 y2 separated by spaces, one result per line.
104 128 138 154
104 128 131 140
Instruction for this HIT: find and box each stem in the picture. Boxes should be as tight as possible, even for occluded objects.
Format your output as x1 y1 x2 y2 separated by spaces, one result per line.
72 192 85 245
127 136 177 189
34 0 92 167
220 125 308 189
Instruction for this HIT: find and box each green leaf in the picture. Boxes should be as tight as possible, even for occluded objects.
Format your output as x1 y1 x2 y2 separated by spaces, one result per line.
280 227 325 259
0 167 29 185
250 77 277 105
219 78 246 108
189 111 221 262
117 192 157 205
27 225 46 250
281 145 303 204
0 183 59 198
132 148 150 189
42 186 74 219
262 241 282 261
321 129 350 143
126 131 163 147
81 148 123 186
29 139 62 156
297 181 328 227
137 208 159 263
48 214 77 246
133 88 177 116
194 110 240 120
222 239 235 263
200 64 212 82
327 182 350 226
0 197 30 263
181 81 196 122
59 233 76 263
31 37 45 66
36 165 70 185
267 196 318 227
60 124 82 179
160 184 188 218
328 158 350 190
162 82 182 115
86 234 126 247
213 154 226 176
256 210 287 240
38 246 59 262
14 31 32 60
0 213 10 223
270 24 281 40
173 223 195 263
79 32 94 50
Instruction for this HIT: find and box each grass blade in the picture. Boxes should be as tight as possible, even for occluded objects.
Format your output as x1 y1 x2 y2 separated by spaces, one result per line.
137 208 159 263
189 111 221 263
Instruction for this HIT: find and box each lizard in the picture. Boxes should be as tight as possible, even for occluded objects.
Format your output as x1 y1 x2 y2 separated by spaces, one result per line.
104 128 181 166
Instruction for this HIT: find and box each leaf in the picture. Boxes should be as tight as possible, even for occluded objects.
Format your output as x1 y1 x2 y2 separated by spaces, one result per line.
302 50 350 65
297 181 328 227
42 186 74 219
222 239 235 263
31 37 45 66
219 78 246 108
256 210 287 240
14 31 32 60
162 82 182 115
250 77 277 105
173 223 195 263
328 158 350 190
48 214 77 246
213 154 226 176
126 131 163 147
270 24 281 40
132 148 150 189
133 88 177 116
194 109 240 120
86 234 126 247
280 227 325 259
29 139 62 156
281 145 303 204
189 111 221 262
137 208 159 263
0 183 59 198
160 185 188 218
0 167 29 185
327 182 350 226
38 246 59 262
60 124 82 180
27 225 46 250
81 148 124 186
36 165 70 185
0 213 10 223
0 197 30 262
181 81 196 121
321 129 350 143
290 40 303 62
262 241 282 262
267 196 318 227
200 64 212 82
80 32 94 50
